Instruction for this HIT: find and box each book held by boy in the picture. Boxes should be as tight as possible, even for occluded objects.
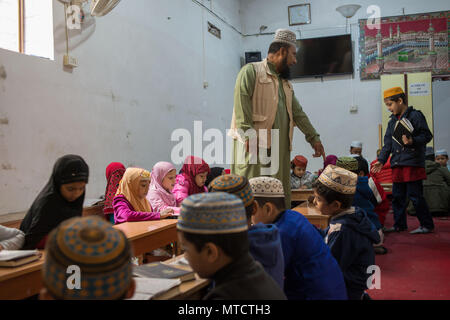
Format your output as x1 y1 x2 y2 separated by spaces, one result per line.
392 118 414 146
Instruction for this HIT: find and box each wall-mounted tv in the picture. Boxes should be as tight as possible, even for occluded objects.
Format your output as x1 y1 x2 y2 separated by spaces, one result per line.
290 34 354 79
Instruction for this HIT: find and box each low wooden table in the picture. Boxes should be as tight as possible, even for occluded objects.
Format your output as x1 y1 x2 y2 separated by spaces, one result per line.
113 220 179 256
293 205 330 229
0 252 45 300
291 189 314 202
153 255 210 300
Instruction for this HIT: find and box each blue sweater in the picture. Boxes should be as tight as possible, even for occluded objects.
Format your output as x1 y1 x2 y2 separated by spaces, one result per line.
354 176 382 230
248 223 285 290
323 207 381 299
378 106 433 168
275 210 348 300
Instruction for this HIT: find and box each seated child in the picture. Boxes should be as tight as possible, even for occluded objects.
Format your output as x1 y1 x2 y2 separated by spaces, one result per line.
40 216 135 300
20 154 89 250
317 155 338 176
103 162 126 224
290 155 316 190
249 177 347 300
312 165 381 300
147 162 180 215
435 149 450 171
350 141 363 156
172 156 210 205
209 174 285 289
370 151 393 189
408 148 450 217
113 168 172 224
0 225 25 250
205 167 224 187
177 192 286 300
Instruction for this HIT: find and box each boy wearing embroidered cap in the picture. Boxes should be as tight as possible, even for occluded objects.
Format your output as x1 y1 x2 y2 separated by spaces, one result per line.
313 165 380 300
40 216 135 300
177 192 286 300
435 149 450 171
249 177 347 300
209 174 285 289
372 86 434 234
290 155 316 190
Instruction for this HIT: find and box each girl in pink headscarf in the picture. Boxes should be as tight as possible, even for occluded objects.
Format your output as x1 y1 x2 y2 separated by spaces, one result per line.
147 162 180 215
172 156 210 205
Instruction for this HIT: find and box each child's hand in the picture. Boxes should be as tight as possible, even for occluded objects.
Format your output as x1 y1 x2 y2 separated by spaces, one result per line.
402 135 413 145
160 208 174 219
371 161 383 174
300 185 308 190
0 244 3 251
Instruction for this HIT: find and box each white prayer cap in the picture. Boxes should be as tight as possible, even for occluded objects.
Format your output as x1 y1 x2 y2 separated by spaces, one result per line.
272 29 297 47
351 141 363 148
436 149 448 157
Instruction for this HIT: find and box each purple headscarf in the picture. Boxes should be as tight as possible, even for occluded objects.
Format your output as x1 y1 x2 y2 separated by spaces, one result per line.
147 162 177 208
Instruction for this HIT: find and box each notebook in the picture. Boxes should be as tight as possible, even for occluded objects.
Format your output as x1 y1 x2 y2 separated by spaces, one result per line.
0 250 42 267
133 261 195 282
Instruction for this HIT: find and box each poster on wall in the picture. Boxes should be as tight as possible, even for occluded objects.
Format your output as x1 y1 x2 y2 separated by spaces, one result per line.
359 11 449 80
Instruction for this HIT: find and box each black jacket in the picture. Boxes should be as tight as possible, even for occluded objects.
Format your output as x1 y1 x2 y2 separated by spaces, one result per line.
203 253 286 300
378 107 433 168
324 207 380 298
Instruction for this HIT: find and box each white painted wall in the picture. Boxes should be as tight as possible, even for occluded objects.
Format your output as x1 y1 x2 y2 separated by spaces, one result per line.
0 0 243 214
240 0 450 173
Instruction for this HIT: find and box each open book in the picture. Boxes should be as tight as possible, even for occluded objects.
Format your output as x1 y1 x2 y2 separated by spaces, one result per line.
126 277 181 300
0 250 42 267
392 118 414 146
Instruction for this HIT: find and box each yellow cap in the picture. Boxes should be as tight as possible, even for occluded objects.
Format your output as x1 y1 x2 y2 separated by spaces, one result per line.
384 87 404 99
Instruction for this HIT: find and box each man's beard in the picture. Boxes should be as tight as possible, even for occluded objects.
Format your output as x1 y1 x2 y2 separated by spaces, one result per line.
279 56 291 80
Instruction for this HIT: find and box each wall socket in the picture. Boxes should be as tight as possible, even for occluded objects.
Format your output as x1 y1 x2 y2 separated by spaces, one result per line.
64 55 78 68
350 105 358 113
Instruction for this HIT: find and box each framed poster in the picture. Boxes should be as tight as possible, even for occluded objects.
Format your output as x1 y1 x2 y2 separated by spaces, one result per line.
359 11 449 80
288 4 311 26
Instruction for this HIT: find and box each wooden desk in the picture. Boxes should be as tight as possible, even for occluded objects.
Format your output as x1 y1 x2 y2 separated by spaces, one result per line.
293 205 330 229
113 220 179 256
153 255 210 300
0 252 45 300
291 189 314 202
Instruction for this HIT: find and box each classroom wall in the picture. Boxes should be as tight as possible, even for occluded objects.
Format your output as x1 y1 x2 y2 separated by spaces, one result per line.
240 0 450 172
0 0 243 214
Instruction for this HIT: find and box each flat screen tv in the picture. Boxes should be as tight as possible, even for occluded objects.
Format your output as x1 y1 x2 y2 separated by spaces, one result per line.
290 34 354 79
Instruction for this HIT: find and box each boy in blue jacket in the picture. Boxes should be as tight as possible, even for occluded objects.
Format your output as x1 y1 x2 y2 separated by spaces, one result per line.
313 165 381 300
209 174 285 290
372 87 434 234
249 176 347 300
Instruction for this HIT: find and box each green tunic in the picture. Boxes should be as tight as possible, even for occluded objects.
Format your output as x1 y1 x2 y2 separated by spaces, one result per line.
231 62 321 208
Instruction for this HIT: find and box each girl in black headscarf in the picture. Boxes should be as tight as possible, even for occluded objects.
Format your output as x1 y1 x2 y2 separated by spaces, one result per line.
20 155 89 249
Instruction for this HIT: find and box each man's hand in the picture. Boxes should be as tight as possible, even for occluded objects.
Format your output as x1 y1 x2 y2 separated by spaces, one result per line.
245 137 258 154
312 141 326 162
371 161 383 174
402 135 413 146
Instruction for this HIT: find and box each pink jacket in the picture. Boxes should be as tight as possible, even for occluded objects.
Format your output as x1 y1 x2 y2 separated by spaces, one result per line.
172 174 208 206
148 196 181 215
113 195 160 224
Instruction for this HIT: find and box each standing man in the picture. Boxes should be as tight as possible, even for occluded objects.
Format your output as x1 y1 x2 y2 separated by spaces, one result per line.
229 29 325 208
